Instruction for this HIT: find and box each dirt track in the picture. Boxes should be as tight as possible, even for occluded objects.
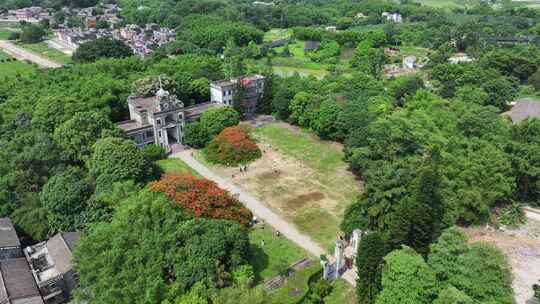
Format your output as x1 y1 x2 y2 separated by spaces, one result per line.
0 40 62 68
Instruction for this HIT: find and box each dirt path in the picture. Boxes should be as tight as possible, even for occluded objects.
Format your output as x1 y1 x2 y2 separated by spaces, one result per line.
173 150 358 287
0 40 62 68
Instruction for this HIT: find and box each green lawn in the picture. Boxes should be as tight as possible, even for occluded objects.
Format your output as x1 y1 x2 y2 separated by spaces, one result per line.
155 158 199 176
248 227 308 283
253 124 360 250
17 42 71 64
264 28 293 42
325 279 357 304
268 264 320 304
405 0 481 9
254 125 349 175
0 57 36 78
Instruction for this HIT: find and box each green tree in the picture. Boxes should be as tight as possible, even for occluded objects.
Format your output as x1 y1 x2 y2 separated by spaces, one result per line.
73 38 133 63
427 227 468 284
184 121 210 149
350 40 387 76
433 286 473 304
450 243 513 304
40 167 90 232
53 111 114 163
387 151 445 255
288 91 316 127
20 23 45 43
200 106 240 139
388 75 424 106
311 99 345 141
356 232 390 304
73 190 250 304
376 246 438 304
88 137 150 191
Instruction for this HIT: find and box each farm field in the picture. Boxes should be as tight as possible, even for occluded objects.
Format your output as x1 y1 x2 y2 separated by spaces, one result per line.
195 122 362 250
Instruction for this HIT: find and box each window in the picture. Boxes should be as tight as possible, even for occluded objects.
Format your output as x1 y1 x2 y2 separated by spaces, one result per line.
158 131 162 138
156 119 161 125
178 113 184 121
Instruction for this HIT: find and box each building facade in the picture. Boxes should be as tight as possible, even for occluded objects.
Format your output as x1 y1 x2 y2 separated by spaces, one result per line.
118 88 185 149
24 233 79 304
210 74 265 114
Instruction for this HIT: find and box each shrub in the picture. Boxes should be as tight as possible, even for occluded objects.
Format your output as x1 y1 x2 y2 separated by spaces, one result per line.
149 173 252 225
499 202 527 228
205 125 261 166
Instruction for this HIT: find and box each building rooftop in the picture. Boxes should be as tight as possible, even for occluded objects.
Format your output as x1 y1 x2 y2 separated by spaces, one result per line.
129 96 158 113
25 232 79 285
117 119 151 132
211 74 265 88
505 99 540 124
184 102 221 122
0 218 20 249
0 258 43 304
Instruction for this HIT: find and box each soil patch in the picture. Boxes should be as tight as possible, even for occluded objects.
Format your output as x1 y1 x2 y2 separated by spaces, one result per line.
285 192 325 211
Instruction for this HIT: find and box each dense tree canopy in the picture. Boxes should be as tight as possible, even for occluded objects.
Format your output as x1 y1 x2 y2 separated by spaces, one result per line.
74 190 250 304
73 38 133 63
149 173 252 226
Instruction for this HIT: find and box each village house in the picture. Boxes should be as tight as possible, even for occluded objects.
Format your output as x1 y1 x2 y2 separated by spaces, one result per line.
382 12 403 23
210 74 265 114
24 233 79 304
403 55 417 70
0 218 44 304
53 23 175 57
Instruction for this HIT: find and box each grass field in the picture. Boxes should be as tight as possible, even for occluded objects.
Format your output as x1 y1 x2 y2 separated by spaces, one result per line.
268 264 320 304
325 279 357 304
0 56 36 78
196 122 361 250
155 158 199 176
264 28 293 42
248 227 308 283
17 42 71 64
403 0 481 9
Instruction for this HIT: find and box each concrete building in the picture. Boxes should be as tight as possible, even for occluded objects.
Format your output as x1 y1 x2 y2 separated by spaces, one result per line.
382 12 403 23
0 218 44 304
118 87 186 149
210 75 265 114
403 55 417 70
24 233 78 304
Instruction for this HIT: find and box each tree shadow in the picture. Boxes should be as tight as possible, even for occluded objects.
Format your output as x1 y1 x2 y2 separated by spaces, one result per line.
247 244 269 284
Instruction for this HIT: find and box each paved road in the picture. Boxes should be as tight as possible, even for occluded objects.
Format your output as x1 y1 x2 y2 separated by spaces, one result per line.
0 40 62 68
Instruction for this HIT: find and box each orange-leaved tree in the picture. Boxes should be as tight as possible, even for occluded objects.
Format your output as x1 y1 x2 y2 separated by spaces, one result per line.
149 173 252 225
205 125 261 166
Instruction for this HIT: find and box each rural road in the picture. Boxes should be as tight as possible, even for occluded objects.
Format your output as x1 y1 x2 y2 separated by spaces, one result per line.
0 40 62 68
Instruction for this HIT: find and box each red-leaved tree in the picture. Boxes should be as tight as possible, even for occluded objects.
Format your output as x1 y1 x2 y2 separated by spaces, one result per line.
149 173 252 225
205 125 262 166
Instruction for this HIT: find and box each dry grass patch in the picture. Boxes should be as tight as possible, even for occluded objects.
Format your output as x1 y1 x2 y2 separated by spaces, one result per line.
195 122 362 250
